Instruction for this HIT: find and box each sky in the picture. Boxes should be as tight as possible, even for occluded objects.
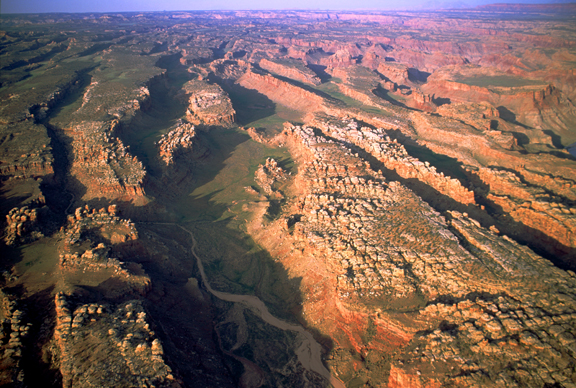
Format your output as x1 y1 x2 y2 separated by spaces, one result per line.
0 0 571 13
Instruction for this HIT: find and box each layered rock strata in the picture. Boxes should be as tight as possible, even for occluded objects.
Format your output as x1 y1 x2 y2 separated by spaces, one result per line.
67 121 146 198
248 121 576 387
389 211 576 387
2 9 576 388
183 80 235 127
474 166 576 255
237 70 328 112
313 117 476 205
259 58 321 85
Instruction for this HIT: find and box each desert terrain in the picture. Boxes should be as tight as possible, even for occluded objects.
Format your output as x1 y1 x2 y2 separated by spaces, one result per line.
1 5 576 387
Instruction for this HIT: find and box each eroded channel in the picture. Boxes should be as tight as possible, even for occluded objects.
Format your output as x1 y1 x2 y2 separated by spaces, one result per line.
177 224 345 388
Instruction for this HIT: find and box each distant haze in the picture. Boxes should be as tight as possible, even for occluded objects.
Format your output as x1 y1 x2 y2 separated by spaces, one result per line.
1 0 574 13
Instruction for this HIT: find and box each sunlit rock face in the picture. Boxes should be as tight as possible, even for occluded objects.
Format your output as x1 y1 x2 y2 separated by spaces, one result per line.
1 7 576 388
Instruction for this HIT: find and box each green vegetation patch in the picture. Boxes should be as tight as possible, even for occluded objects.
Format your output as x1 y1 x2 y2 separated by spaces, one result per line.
456 75 545 88
264 57 313 74
315 81 392 117
14 238 60 289
173 128 294 223
190 222 302 322
315 82 358 104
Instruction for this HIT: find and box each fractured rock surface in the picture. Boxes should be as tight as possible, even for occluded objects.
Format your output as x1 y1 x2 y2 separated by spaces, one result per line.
249 121 576 386
55 294 179 388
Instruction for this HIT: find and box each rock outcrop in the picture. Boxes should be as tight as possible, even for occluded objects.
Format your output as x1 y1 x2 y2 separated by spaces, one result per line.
389 210 576 388
237 69 327 112
183 80 235 127
3 206 43 246
436 102 501 132
314 118 476 205
0 291 30 387
259 58 321 85
475 166 576 254
59 205 151 297
423 77 576 142
377 62 411 87
254 157 288 196
157 123 197 166
248 120 576 387
0 122 54 179
2 9 576 388
55 293 180 388
66 121 147 199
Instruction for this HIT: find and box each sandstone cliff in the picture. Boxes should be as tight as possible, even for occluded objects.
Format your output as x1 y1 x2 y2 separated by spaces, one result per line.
183 80 235 127
259 58 321 86
157 122 198 166
237 69 327 112
248 121 576 387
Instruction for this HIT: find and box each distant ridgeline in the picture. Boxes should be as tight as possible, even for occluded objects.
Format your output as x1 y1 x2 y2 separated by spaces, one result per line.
476 2 576 13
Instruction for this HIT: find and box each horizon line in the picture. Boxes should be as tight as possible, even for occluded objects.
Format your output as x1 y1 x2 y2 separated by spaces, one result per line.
3 3 576 15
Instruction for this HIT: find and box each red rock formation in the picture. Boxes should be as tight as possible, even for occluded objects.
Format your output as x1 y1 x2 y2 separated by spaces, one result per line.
422 79 576 140
388 365 441 388
157 123 197 166
475 167 576 252
54 293 178 388
183 80 235 127
3 9 576 388
66 121 147 200
336 83 381 108
377 62 410 86
237 70 326 112
249 123 477 382
259 58 321 85
436 102 503 133
254 157 288 195
3 206 42 245
249 121 576 387
179 47 214 65
408 89 436 111
314 118 476 206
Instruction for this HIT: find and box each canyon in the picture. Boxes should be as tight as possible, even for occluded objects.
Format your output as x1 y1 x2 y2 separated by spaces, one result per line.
1 6 576 388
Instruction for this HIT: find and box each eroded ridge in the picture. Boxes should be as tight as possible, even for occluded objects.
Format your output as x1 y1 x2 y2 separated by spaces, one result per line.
54 294 179 388
157 123 197 166
393 211 576 388
248 121 576 386
66 121 147 198
313 117 476 205
474 166 576 254
0 291 30 386
184 80 236 127
58 205 151 296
